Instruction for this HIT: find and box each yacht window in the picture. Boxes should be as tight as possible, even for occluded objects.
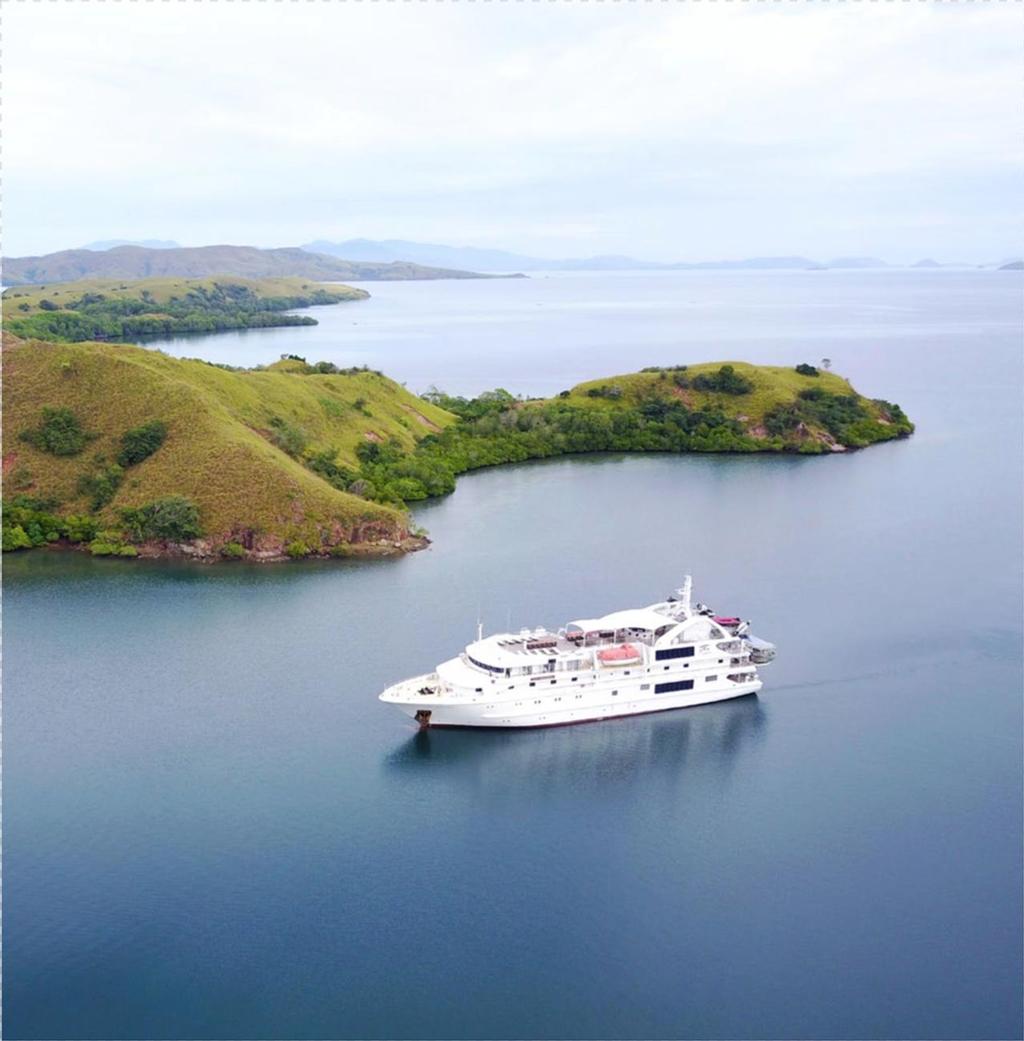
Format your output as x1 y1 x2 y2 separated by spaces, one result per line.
468 654 504 674
655 679 694 694
706 675 717 683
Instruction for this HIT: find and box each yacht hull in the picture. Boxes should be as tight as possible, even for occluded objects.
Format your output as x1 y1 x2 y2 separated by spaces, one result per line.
381 679 762 728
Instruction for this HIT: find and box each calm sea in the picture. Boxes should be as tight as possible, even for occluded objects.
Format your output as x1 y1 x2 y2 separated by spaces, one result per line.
5 271 1022 1039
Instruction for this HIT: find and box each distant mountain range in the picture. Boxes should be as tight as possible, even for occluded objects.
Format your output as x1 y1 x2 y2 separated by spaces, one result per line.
6 240 1015 287
303 238 836 272
302 239 1004 272
1 244 495 287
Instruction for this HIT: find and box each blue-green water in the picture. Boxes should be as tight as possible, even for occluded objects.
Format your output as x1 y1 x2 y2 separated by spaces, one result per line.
6 271 1023 1039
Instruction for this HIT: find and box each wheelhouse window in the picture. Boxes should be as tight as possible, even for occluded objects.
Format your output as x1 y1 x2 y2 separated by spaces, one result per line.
468 654 505 675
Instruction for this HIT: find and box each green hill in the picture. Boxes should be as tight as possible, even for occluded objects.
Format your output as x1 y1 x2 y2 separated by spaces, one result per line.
2 275 368 340
2 345 912 563
564 361 909 450
354 361 913 503
2 335 454 560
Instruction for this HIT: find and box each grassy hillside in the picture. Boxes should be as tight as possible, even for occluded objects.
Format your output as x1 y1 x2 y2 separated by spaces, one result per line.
3 347 911 563
2 335 454 560
565 361 907 450
0 244 493 286
2 275 367 340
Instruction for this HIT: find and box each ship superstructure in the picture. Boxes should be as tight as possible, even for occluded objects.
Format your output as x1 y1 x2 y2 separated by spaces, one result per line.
379 577 776 728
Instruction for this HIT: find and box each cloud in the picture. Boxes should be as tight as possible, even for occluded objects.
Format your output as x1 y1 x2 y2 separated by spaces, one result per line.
4 3 1021 260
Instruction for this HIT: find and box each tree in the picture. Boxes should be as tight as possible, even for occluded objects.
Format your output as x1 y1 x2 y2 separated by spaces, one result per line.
121 496 201 542
118 420 168 467
820 358 832 371
20 407 92 456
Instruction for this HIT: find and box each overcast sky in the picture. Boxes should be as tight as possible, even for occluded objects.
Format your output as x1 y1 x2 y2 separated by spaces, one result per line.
5 3 1022 262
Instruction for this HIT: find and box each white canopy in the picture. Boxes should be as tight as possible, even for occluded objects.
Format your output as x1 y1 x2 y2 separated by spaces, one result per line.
567 608 675 633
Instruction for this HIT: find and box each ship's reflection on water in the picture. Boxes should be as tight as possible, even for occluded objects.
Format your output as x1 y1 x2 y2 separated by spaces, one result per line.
384 695 768 800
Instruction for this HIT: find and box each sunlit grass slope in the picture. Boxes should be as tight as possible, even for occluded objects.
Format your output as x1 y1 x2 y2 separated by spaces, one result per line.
2 335 454 557
2 275 367 316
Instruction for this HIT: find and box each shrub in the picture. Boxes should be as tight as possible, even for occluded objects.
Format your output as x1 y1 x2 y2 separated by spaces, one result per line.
118 420 168 467
78 464 124 511
763 404 802 437
220 541 245 559
692 365 753 395
8 465 34 491
328 544 352 558
63 515 99 543
2 525 32 551
797 388 866 437
307 448 355 491
89 537 138 557
38 299 59 311
267 416 307 457
286 540 310 559
20 407 92 456
585 384 624 400
120 496 202 542
795 363 819 377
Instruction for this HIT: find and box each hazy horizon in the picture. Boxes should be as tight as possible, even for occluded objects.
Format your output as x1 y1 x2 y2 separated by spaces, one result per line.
10 237 1022 269
5 4 1022 263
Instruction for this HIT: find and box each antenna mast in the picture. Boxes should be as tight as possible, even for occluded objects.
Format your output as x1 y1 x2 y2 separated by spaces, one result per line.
677 574 692 613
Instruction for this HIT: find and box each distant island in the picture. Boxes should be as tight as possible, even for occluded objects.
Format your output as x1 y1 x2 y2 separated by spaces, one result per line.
2 276 367 341
2 336 913 563
0 243 499 287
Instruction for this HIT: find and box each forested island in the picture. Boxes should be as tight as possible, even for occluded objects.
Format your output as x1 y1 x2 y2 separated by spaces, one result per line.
2 335 912 562
2 275 367 340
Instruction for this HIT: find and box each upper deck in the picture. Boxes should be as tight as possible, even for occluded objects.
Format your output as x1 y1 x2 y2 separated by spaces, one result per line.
460 594 735 675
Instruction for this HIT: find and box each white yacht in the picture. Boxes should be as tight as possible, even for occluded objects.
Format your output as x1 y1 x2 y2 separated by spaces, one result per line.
379 577 776 728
